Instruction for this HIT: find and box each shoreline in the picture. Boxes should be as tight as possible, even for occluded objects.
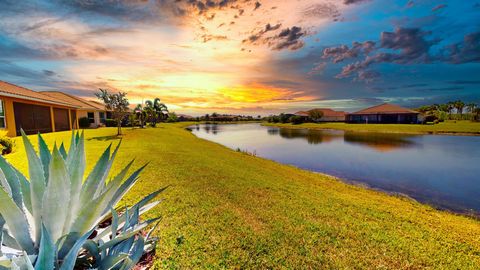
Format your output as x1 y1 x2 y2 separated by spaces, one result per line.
187 124 480 219
261 122 480 136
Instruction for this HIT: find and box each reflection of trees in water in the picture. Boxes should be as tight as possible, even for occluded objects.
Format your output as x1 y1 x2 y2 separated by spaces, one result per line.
277 128 343 145
272 127 418 152
203 124 219 134
267 128 280 135
343 132 417 152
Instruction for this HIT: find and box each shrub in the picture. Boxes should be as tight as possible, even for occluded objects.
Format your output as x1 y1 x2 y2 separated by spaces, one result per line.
78 117 90 128
289 115 304 125
0 136 14 155
166 112 178 123
105 118 118 127
0 131 165 269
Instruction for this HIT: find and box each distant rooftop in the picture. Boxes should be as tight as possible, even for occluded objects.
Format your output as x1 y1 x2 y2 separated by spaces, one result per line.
349 103 418 115
294 108 346 117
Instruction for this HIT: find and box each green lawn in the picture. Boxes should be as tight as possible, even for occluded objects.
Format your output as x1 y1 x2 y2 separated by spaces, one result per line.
5 124 480 269
263 120 480 135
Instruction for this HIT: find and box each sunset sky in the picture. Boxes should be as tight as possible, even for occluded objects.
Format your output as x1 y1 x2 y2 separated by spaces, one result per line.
0 0 479 115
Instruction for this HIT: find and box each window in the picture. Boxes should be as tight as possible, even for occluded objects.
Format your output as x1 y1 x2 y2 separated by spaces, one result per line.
99 112 106 124
87 112 95 124
0 99 5 128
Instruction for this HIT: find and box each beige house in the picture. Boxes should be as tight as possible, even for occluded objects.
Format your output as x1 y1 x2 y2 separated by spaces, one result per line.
41 91 110 128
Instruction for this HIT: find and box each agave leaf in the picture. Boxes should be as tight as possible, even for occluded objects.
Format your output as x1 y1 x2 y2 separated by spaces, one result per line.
58 228 94 270
83 240 101 266
98 217 159 252
11 251 35 270
70 184 117 235
111 208 119 240
1 227 21 250
80 144 112 205
94 201 161 242
37 134 51 183
34 225 55 270
42 145 71 243
110 236 134 256
13 168 32 214
21 130 46 245
124 236 145 270
63 132 85 234
66 131 77 165
98 253 128 270
0 170 12 197
0 186 34 254
108 164 149 209
94 141 122 199
0 216 4 257
0 157 23 209
58 143 67 160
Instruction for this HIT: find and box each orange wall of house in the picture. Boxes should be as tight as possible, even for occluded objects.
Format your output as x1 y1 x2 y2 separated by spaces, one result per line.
1 95 78 137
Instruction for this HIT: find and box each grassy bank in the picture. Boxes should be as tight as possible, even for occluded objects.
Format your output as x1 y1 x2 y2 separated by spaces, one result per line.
6 124 480 269
263 120 480 135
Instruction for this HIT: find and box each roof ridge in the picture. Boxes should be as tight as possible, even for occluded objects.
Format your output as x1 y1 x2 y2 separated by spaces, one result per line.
42 91 103 110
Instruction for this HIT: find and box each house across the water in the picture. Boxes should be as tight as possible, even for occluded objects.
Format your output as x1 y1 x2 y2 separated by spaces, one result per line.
346 103 420 124
0 81 108 137
294 108 346 122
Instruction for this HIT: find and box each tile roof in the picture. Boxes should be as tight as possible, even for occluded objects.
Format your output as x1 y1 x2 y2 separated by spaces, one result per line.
41 91 106 111
0 81 76 108
349 103 418 115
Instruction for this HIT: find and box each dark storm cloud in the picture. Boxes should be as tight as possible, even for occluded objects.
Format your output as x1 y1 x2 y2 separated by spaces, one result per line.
243 25 306 51
322 27 441 82
271 27 306 50
243 23 282 43
432 4 447 12
322 41 376 63
443 32 480 64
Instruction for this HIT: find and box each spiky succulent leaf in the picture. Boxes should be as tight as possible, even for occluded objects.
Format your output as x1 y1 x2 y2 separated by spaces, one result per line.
34 225 55 270
37 134 51 182
0 156 23 209
98 253 128 270
0 185 34 254
80 144 111 204
58 228 94 270
21 130 46 245
42 145 71 243
13 168 31 213
63 132 85 235
58 143 67 160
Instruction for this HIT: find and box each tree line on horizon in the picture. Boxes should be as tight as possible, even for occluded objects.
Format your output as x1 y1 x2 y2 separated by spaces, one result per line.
416 100 480 122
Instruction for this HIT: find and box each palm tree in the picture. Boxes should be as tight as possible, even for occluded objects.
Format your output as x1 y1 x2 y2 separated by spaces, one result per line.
145 98 168 126
454 100 465 114
447 101 455 115
134 104 147 128
467 103 477 113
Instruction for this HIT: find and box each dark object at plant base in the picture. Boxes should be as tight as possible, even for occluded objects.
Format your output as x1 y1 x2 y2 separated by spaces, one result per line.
0 136 13 155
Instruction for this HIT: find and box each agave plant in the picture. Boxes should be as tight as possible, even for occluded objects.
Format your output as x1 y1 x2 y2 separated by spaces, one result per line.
0 131 165 269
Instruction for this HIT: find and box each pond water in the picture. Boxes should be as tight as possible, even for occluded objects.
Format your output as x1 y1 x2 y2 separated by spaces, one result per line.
190 123 480 215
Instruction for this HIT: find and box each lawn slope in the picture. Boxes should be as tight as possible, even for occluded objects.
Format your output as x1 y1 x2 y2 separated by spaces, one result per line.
6 125 480 269
263 121 480 135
